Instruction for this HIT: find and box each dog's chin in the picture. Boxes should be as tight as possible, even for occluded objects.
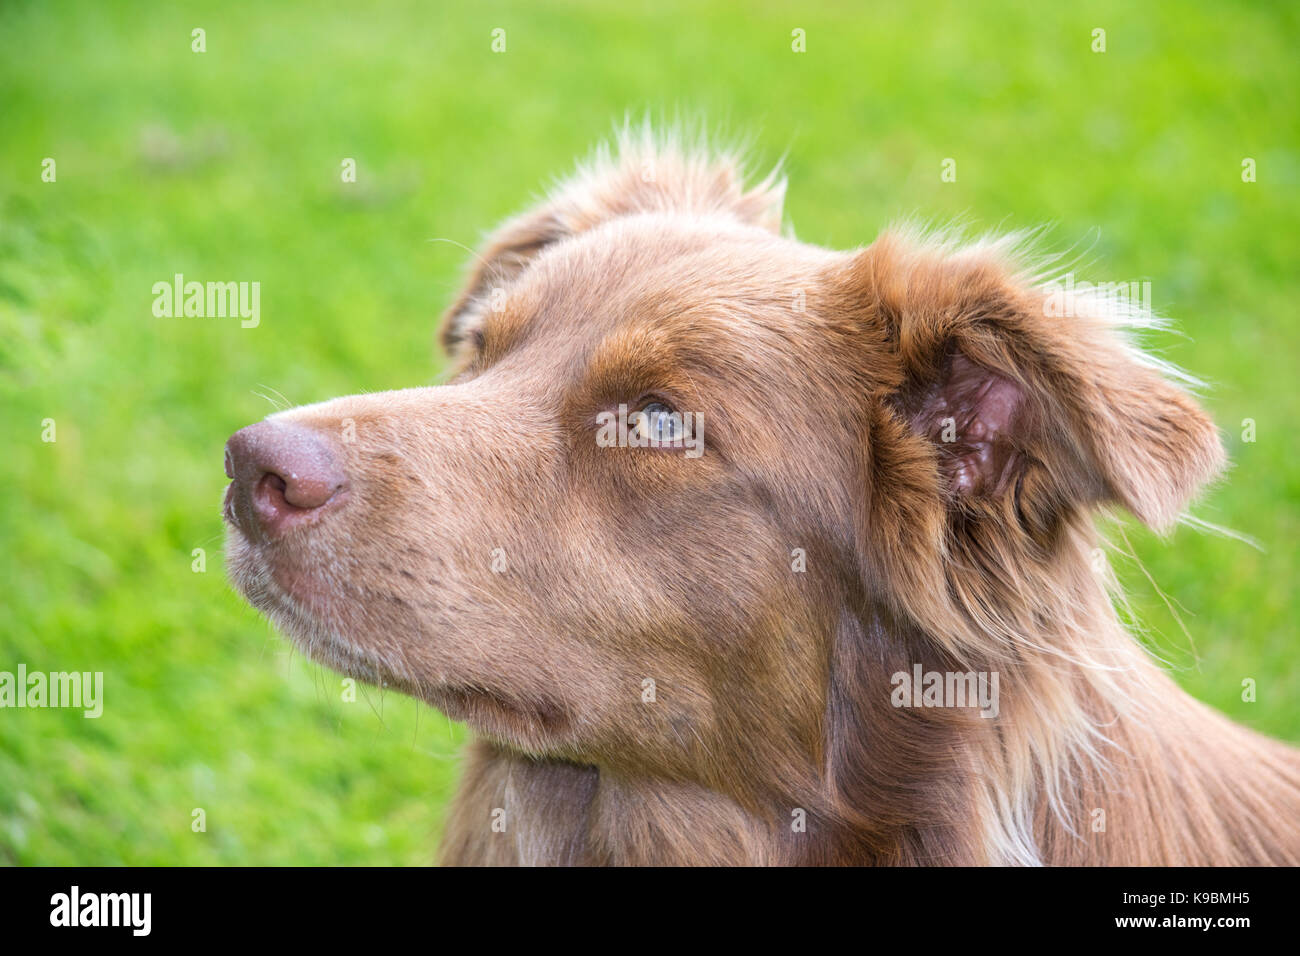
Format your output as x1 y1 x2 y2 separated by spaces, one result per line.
425 684 574 747
225 526 574 749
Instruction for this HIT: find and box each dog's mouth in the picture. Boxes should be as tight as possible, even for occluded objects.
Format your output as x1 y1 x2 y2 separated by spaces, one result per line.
224 523 336 616
225 522 575 745
224 520 382 661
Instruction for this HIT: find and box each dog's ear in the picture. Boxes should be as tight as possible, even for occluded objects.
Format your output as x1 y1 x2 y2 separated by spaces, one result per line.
842 232 1225 546
440 132 785 356
440 205 567 355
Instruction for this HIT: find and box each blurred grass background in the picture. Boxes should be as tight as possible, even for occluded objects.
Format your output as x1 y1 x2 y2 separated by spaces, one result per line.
0 0 1296 864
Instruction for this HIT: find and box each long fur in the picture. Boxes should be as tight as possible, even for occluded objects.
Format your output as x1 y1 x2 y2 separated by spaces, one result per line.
444 131 1300 864
230 126 1300 866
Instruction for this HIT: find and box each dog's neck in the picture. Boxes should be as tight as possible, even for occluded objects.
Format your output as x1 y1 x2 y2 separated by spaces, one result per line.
440 576 1300 866
441 606 1011 865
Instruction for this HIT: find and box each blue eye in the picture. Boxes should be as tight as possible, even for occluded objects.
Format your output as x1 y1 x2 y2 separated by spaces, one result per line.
640 402 681 442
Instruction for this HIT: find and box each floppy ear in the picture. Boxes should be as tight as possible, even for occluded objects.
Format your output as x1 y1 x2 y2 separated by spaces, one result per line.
846 232 1225 542
440 204 567 353
440 129 785 355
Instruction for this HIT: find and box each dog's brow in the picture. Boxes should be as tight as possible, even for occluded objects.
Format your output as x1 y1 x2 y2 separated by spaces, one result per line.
582 310 745 405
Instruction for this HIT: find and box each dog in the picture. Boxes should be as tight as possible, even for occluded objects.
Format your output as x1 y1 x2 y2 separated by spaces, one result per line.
223 128 1300 865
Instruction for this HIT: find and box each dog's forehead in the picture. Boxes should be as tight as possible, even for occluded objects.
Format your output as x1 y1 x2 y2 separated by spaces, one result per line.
454 218 846 419
542 216 760 289
511 215 824 339
450 213 846 405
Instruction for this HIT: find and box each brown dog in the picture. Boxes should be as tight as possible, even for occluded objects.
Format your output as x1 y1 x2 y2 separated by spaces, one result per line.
224 129 1300 865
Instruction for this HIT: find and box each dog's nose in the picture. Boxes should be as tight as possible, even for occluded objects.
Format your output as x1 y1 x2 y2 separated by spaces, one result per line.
223 421 347 539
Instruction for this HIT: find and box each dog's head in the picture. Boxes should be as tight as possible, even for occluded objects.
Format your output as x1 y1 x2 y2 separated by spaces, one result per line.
224 131 1224 795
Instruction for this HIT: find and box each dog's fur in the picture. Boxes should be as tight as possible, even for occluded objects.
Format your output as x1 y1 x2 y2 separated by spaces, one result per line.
226 128 1300 865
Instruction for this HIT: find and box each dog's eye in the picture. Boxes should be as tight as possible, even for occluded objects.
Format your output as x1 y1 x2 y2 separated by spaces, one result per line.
635 402 681 443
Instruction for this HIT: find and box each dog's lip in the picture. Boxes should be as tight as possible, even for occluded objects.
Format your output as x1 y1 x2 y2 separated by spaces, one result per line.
233 557 383 675
225 520 332 615
232 547 573 740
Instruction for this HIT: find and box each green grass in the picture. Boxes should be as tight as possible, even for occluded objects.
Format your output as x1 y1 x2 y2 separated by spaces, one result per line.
1 0 1296 864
